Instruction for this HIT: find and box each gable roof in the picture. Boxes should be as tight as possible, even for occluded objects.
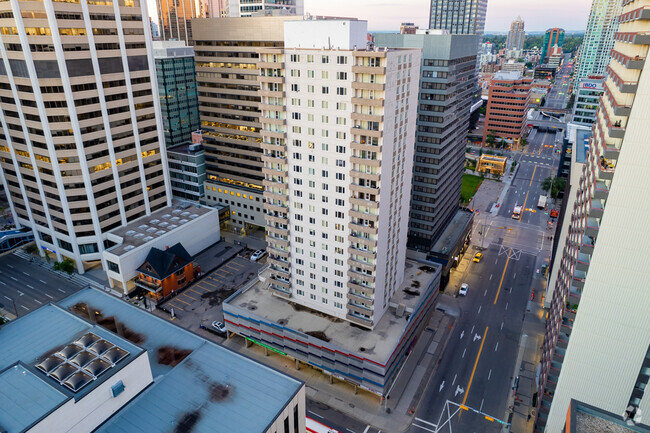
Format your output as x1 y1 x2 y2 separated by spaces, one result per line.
137 243 192 280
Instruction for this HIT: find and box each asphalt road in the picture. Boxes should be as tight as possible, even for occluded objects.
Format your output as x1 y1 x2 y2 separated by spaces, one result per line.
544 54 573 110
0 253 83 316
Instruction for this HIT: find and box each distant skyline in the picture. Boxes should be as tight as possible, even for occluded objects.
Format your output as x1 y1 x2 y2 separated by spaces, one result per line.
303 0 592 32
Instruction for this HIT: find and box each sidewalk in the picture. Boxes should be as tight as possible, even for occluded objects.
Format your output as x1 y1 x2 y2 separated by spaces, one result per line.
503 266 547 433
223 309 456 432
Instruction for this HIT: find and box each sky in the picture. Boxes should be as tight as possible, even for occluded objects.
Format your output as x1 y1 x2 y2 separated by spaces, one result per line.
303 0 592 32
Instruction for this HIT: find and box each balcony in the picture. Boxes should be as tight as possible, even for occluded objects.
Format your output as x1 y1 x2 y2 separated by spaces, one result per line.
589 199 605 219
598 161 616 181
266 224 289 238
350 126 382 138
134 277 162 293
563 307 576 322
553 350 565 363
351 81 385 91
348 221 378 235
614 31 650 45
347 280 375 296
348 257 375 273
265 213 288 226
585 217 600 237
348 245 376 260
351 112 384 123
346 312 373 328
261 141 286 152
568 286 582 307
260 116 286 126
350 196 379 208
556 336 570 349
266 201 288 214
352 64 385 74
580 234 595 255
602 108 626 139
348 233 377 248
350 169 380 182
262 177 287 189
268 234 289 249
267 245 290 260
350 140 382 152
263 154 287 165
575 252 591 272
350 182 379 196
268 255 289 267
258 75 283 84
270 276 291 290
572 269 587 289
348 291 374 306
350 156 381 167
560 319 573 337
270 265 290 279
348 269 376 284
351 96 383 107
348 300 373 315
610 49 646 70
607 65 638 94
593 180 609 200
350 209 379 222
270 284 292 299
262 166 288 177
545 378 557 393
619 6 650 24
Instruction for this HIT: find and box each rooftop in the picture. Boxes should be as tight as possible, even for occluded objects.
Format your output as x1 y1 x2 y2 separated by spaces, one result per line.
227 260 440 364
0 304 143 432
167 142 204 156
106 201 216 256
430 209 474 256
56 288 303 433
569 400 650 433
479 154 507 163
494 70 523 81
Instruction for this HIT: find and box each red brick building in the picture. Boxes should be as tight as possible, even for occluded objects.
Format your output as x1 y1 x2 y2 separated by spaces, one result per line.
135 243 196 301
483 71 532 146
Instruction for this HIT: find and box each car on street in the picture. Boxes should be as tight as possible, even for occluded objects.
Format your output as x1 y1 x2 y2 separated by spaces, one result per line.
250 249 266 262
473 253 483 263
211 321 227 335
459 283 468 296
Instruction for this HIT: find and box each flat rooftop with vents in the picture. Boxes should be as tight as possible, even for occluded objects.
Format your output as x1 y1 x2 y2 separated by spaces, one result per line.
0 287 305 433
223 260 442 396
102 200 221 294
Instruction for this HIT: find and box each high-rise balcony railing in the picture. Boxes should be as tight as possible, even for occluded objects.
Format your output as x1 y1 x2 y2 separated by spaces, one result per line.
607 65 639 94
611 48 646 69
585 217 600 237
614 30 650 45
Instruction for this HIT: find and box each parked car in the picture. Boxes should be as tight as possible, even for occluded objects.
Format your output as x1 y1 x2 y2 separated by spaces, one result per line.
473 253 483 263
250 249 266 262
211 321 227 335
459 283 469 296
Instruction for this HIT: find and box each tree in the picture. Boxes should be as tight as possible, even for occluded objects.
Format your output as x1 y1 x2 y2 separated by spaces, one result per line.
540 96 546 107
542 176 567 198
53 258 75 275
24 243 38 256
520 138 528 147
486 133 496 146
479 105 487 115
525 62 533 69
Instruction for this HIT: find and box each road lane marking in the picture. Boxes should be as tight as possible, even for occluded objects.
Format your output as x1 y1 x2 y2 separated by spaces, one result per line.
34 299 42 305
39 280 47 284
23 272 30 276
495 342 499 352
7 264 13 268
183 293 198 301
484 289 487 296
480 398 484 411
45 293 54 299
493 251 511 304
346 429 357 433
17 290 23 296
489 274 493 281
529 165 537 187
189 288 204 296
3 296 10 300
495 259 498 264
501 321 504 330
413 424 435 433
513 273 517 279
478 305 482 314
470 325 474 334
462 348 466 358
452 373 457 385
488 369 492 380
506 302 509 310
21 305 29 311
27 284 34 289
0 281 5 286
363 427 370 433
10 276 17 281
415 418 437 428
462 326 488 406
307 411 323 419
175 298 191 306
57 288 66 293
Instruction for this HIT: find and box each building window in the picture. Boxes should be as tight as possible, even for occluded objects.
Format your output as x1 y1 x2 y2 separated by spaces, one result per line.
107 261 120 273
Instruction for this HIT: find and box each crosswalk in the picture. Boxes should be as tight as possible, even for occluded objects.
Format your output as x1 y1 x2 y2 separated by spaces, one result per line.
13 249 106 290
518 155 555 167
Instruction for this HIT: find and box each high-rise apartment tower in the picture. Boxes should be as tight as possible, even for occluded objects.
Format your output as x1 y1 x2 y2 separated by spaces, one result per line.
0 0 172 272
575 0 622 81
258 19 421 329
536 1 650 430
428 0 487 36
505 16 525 52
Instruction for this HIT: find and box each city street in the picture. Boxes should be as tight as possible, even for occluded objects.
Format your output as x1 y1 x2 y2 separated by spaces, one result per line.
0 253 83 316
542 54 573 110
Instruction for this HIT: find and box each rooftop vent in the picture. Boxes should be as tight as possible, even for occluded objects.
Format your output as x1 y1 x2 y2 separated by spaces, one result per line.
138 225 148 230
125 230 136 236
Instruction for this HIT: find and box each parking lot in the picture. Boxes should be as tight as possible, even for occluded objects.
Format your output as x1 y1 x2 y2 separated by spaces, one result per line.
157 255 263 333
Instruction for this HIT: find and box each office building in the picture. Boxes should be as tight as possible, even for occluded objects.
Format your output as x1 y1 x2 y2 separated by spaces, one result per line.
428 0 487 36
153 41 200 149
192 17 300 231
167 141 206 201
541 28 565 62
400 22 419 34
483 71 532 145
157 0 201 43
547 45 564 68
257 19 421 328
0 0 172 273
575 0 622 82
374 31 479 251
0 287 305 433
572 76 605 127
505 16 526 52
227 0 304 17
536 1 650 430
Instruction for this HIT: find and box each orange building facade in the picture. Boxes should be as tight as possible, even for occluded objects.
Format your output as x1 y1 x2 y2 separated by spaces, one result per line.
135 243 197 301
483 71 532 146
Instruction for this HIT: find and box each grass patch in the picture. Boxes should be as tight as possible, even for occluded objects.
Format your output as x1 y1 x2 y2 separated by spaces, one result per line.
460 174 483 204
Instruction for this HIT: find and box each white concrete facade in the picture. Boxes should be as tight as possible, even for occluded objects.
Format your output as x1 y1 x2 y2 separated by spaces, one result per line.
228 0 303 17
30 352 152 433
538 1 650 430
258 19 421 329
575 0 622 81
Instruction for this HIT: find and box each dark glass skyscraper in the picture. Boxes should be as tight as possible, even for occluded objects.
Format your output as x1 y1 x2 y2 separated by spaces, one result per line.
153 41 200 149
